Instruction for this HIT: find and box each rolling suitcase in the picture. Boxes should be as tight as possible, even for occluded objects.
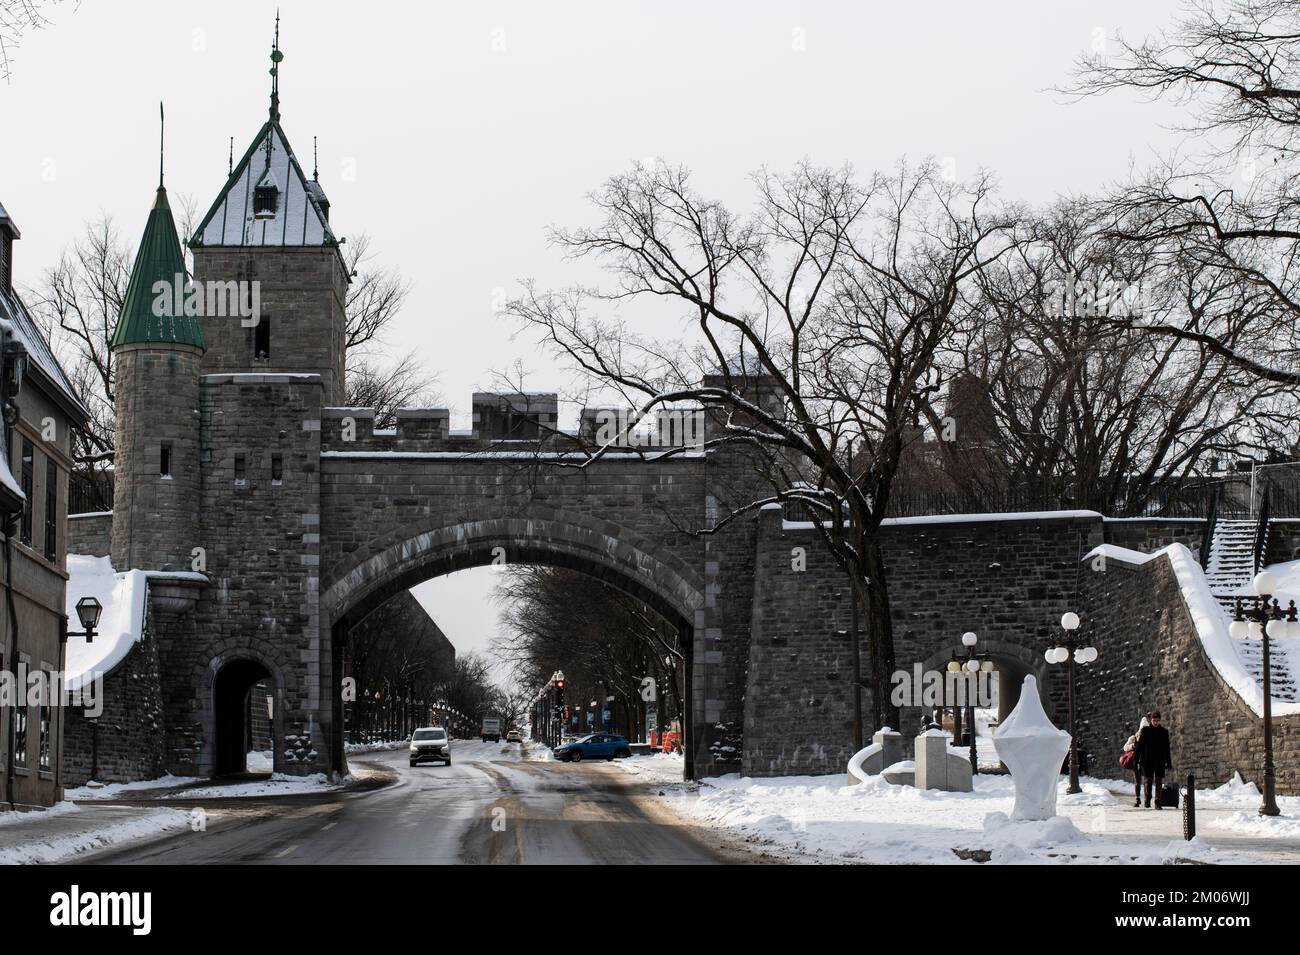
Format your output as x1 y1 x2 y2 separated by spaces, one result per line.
1160 780 1180 808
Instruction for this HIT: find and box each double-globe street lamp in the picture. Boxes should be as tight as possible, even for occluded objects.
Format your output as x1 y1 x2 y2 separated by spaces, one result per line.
1044 612 1097 795
946 631 993 774
1228 570 1299 817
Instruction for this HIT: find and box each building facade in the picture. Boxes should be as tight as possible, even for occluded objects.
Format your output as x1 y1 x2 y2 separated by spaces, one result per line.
0 200 91 809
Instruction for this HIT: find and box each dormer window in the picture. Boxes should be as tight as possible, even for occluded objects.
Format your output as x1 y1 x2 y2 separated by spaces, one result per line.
252 167 280 220
253 183 279 219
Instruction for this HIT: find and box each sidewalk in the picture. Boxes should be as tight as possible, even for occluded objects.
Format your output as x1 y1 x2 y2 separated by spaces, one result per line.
0 802 192 865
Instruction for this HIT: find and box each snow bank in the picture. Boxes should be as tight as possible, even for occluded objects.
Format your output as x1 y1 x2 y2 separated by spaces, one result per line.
65 774 203 800
0 804 190 865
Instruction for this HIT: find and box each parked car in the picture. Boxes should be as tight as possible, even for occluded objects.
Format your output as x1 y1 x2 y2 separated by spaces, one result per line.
409 726 452 767
506 729 523 744
555 733 632 762
481 717 502 743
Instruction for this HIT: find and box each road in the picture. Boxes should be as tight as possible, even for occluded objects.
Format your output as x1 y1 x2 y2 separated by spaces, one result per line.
82 741 752 865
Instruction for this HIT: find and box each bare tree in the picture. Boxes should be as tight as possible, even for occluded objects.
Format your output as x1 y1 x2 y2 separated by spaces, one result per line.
0 0 71 84
1065 0 1300 386
510 159 1023 730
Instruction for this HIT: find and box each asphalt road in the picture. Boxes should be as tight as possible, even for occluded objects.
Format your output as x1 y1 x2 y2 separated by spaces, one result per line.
82 742 745 865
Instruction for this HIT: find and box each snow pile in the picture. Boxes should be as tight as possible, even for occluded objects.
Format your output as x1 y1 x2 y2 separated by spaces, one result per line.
0 804 190 865
1211 811 1300 838
161 773 339 799
246 750 274 773
982 812 1088 863
344 740 408 754
65 774 203 800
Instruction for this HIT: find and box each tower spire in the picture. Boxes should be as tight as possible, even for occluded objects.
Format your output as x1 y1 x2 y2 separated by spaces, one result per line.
269 11 283 122
158 101 165 190
313 135 319 180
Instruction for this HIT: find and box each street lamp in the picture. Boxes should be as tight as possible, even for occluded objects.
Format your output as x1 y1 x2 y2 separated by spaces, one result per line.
1228 570 1297 817
946 631 993 774
64 596 103 642
1044 611 1097 795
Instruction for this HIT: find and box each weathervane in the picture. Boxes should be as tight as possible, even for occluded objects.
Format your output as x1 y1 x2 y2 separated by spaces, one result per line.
158 101 165 189
268 11 283 122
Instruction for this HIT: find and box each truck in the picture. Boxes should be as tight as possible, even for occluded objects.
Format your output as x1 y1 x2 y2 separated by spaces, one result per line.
480 717 502 743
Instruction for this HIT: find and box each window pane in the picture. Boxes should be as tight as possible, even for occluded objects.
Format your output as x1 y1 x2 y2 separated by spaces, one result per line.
20 436 32 545
44 455 57 561
12 706 27 768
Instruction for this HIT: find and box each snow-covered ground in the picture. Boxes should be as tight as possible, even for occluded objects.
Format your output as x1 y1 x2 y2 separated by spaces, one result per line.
66 774 203 800
158 773 342 799
614 755 1300 864
0 803 191 865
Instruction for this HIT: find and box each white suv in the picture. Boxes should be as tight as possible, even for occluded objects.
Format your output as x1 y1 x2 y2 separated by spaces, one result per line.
409 726 452 767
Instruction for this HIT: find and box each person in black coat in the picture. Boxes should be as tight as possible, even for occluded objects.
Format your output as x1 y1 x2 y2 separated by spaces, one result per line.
1135 709 1173 808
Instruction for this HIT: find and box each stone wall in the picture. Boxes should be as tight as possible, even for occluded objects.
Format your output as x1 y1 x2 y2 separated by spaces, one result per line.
1077 547 1299 794
742 509 1104 777
155 373 324 777
1102 518 1206 555
68 512 112 557
63 624 168 786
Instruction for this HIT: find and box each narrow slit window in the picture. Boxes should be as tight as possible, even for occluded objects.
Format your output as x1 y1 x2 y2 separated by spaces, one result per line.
253 314 270 361
271 453 283 484
20 436 32 545
43 456 57 561
234 454 246 485
160 442 172 478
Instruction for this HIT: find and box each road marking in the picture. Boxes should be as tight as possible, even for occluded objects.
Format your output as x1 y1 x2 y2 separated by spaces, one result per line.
274 844 298 858
321 821 337 831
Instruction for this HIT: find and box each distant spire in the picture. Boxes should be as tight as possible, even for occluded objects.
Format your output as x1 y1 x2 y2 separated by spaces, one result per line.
228 136 234 175
313 136 318 180
158 101 165 189
269 11 283 122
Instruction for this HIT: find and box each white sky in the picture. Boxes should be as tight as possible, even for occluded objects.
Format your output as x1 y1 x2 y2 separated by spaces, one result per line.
2 0 1190 660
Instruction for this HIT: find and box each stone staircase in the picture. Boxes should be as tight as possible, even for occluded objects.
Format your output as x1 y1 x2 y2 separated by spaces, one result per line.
1203 518 1297 703
1204 519 1261 614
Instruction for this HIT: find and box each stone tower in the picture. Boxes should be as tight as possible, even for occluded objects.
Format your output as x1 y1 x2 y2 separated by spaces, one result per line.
110 185 207 572
186 35 348 404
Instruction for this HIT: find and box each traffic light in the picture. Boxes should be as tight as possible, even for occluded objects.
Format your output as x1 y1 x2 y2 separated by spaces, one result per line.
554 679 565 705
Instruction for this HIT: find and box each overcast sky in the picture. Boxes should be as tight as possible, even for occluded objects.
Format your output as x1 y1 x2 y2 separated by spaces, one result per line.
1 0 1189 663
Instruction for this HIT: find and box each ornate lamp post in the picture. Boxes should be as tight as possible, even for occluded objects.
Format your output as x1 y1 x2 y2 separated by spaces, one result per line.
1228 570 1297 817
946 631 993 774
1044 612 1097 795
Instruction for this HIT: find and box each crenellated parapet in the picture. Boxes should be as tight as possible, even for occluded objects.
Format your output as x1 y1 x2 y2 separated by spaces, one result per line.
320 392 708 454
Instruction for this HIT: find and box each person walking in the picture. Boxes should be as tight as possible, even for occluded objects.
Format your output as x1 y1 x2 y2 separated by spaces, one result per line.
1135 710 1173 808
1122 716 1148 807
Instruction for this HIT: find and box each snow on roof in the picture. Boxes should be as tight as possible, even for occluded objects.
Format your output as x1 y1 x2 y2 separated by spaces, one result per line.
193 121 337 249
782 509 1103 531
64 555 150 693
1084 542 1300 718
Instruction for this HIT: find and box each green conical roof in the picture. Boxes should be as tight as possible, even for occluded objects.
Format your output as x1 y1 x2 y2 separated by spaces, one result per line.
111 187 206 351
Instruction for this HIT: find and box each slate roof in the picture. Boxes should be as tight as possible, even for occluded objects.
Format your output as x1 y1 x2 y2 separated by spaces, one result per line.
190 120 337 249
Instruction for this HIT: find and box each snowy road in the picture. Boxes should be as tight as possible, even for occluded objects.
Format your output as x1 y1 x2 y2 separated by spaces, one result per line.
79 742 750 865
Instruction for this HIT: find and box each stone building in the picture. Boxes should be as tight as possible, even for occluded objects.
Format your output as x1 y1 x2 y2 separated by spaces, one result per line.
0 199 91 808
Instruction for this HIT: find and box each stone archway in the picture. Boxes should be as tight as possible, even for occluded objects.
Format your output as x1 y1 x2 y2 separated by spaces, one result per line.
318 509 708 778
195 646 287 777
914 638 1055 739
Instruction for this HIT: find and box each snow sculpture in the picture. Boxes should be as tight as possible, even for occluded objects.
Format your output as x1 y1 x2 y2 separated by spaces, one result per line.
993 675 1071 821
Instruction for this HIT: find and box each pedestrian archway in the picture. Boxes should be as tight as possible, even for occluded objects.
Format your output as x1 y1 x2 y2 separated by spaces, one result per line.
213 657 276 776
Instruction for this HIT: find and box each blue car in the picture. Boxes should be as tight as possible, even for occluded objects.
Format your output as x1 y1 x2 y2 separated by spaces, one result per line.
556 733 632 762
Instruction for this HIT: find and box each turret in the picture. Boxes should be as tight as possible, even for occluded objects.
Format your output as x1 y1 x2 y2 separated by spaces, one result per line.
110 185 206 572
